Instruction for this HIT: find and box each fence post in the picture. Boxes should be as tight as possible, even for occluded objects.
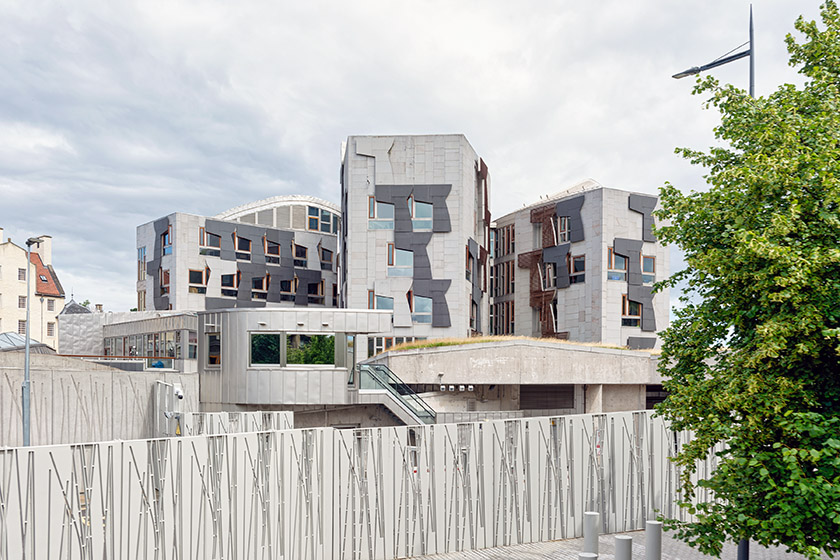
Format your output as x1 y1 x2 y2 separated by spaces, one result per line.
646 520 663 560
584 511 600 554
615 534 632 560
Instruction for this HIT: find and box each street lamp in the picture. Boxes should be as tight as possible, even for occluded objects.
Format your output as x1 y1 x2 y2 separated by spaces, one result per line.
22 236 43 447
673 9 755 560
673 6 755 98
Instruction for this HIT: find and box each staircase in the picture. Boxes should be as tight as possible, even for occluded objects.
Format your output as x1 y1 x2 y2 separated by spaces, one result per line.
355 363 436 425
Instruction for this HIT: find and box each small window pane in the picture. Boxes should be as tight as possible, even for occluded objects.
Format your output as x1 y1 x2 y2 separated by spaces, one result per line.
375 296 394 310
237 237 251 251
251 333 282 365
207 334 221 365
415 295 433 313
189 270 204 284
414 201 433 218
376 202 394 219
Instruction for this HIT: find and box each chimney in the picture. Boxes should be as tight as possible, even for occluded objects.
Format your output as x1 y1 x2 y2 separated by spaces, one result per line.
32 235 52 265
95 303 103 313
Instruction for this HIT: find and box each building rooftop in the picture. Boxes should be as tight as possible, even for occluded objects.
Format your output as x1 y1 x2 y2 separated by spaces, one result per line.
30 252 64 298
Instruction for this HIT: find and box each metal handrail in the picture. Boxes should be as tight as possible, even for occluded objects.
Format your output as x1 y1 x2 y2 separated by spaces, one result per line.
357 363 436 424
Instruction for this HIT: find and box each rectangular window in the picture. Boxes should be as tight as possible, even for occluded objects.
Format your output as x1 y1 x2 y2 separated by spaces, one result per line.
622 294 641 327
569 255 585 284
307 279 324 304
409 197 433 230
608 248 628 281
308 206 320 231
287 334 334 365
642 256 656 284
251 333 282 365
188 269 207 294
279 277 298 302
543 262 556 289
320 209 332 233
235 235 252 261
18 320 26 335
265 239 281 264
207 333 221 365
18 268 26 281
18 295 26 309
466 247 474 281
199 228 221 256
137 247 146 281
160 269 170 295
47 322 55 337
47 299 55 312
137 290 146 311
368 289 375 309
161 226 172 255
554 216 571 243
387 246 413 277
252 275 269 299
221 273 238 297
320 247 333 270
368 201 395 229
294 244 308 267
412 294 433 323
332 283 338 307
375 295 394 310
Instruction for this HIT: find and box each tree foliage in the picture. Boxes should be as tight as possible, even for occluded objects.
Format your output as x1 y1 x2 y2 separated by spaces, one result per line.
655 4 840 558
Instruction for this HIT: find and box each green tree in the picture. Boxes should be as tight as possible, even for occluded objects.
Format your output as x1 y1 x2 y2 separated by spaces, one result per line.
655 4 840 559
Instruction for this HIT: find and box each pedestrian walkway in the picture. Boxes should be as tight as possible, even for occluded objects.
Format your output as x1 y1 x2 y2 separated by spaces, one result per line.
416 531 828 560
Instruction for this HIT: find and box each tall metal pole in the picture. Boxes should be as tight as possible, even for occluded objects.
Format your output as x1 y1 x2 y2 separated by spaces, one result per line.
749 4 755 98
22 241 33 447
740 12 754 560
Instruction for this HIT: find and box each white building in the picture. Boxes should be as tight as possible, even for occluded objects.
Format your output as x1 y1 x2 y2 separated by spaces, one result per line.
0 229 64 350
340 135 492 358
490 180 669 349
136 196 340 312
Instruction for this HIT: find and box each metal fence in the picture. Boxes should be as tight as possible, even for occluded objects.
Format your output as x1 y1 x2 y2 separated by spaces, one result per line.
0 411 718 559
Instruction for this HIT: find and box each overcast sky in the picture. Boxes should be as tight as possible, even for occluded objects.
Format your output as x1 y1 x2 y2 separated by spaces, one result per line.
0 0 823 312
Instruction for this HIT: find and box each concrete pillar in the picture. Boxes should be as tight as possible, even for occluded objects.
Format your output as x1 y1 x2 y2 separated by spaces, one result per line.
615 535 632 560
646 520 662 560
579 553 598 560
583 511 600 553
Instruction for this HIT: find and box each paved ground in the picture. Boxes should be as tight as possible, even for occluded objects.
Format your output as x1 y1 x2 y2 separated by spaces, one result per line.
416 531 828 560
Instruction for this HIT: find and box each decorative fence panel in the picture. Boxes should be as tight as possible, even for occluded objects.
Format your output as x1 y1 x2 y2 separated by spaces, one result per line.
0 411 717 559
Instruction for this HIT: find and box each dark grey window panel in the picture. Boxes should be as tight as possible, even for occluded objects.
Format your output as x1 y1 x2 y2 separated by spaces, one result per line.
614 238 644 286
628 194 658 242
375 184 452 233
628 285 656 332
467 238 482 328
555 195 585 243
203 219 323 308
412 279 452 328
395 232 433 280
295 269 324 306
543 243 571 289
147 216 172 310
627 337 657 350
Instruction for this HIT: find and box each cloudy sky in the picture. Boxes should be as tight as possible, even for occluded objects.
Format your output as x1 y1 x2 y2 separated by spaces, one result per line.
0 0 823 312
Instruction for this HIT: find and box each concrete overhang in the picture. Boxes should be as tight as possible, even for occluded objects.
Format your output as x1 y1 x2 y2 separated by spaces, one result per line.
368 339 662 386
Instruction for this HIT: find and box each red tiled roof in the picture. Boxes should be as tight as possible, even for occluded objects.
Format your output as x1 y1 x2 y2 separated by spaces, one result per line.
30 253 64 298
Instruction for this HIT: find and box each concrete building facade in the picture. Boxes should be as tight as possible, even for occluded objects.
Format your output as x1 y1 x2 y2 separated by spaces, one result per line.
0 229 64 349
490 180 669 349
136 196 340 312
340 135 492 358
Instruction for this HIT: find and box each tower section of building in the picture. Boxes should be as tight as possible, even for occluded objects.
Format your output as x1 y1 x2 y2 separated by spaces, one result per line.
136 196 340 311
340 135 491 357
491 181 669 349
